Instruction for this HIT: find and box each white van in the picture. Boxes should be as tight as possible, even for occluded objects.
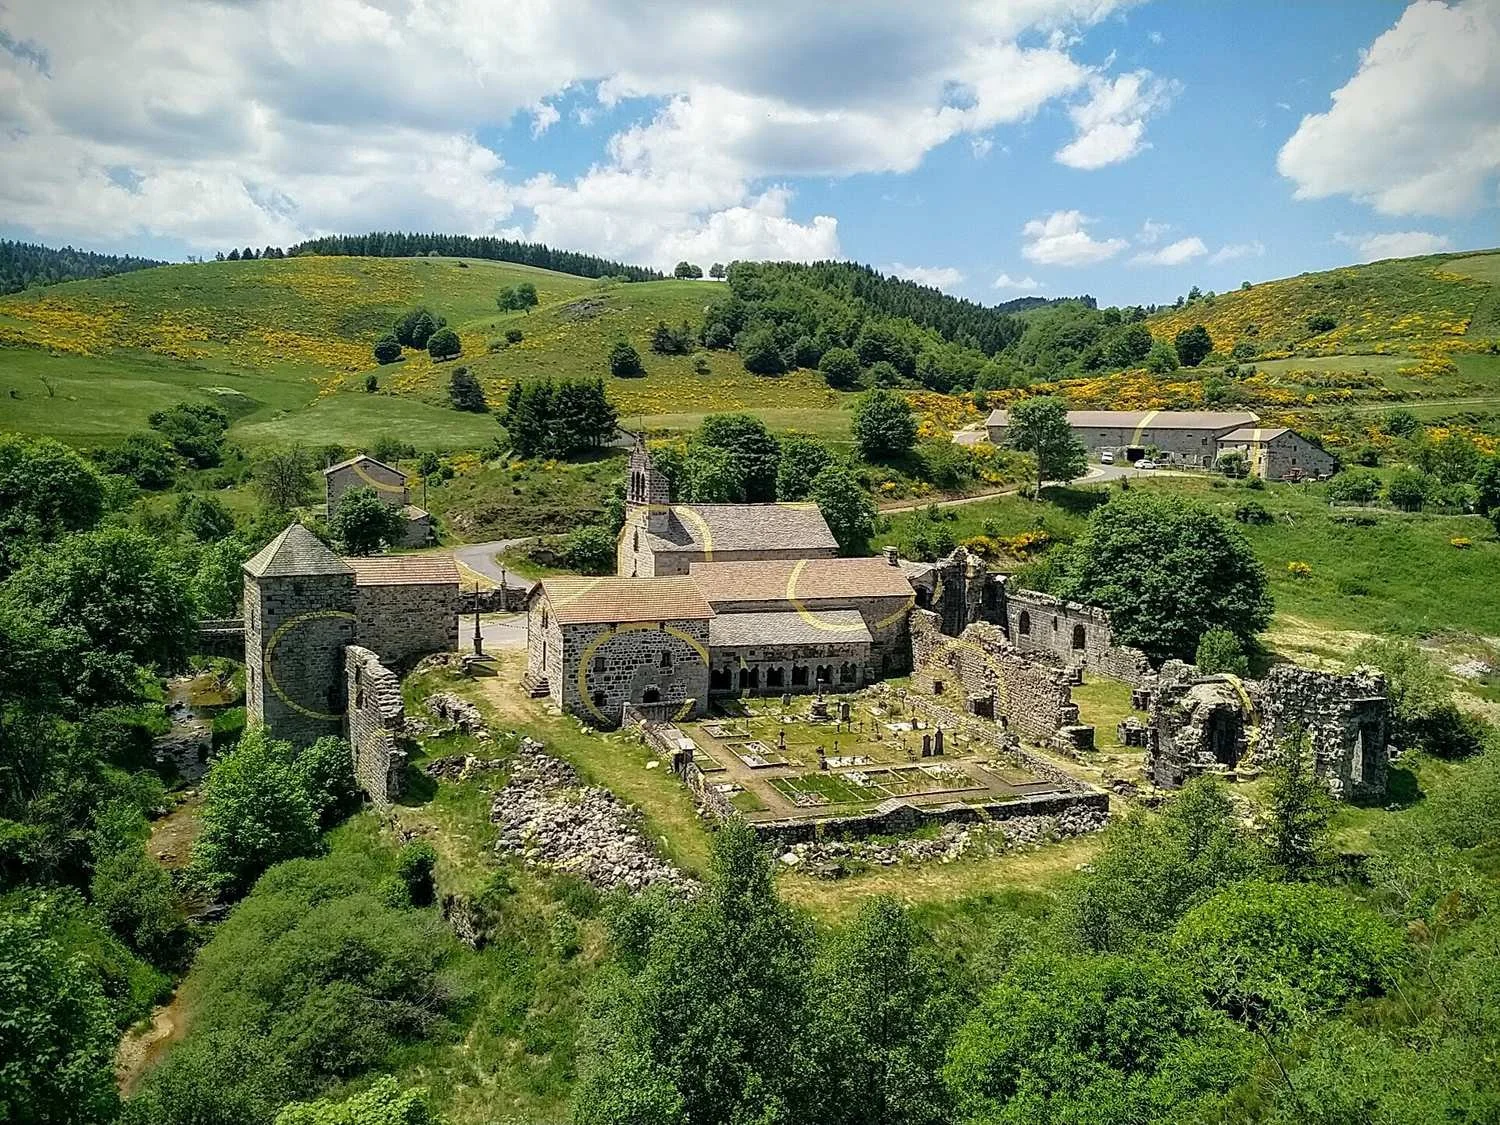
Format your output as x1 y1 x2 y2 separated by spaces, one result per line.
1100 450 1115 465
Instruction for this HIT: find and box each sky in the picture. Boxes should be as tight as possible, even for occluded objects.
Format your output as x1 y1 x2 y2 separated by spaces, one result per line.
1 0 1497 307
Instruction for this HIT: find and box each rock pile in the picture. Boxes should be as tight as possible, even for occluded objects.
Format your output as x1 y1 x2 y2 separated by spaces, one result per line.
426 693 489 737
774 804 1107 879
491 743 693 894
424 754 506 781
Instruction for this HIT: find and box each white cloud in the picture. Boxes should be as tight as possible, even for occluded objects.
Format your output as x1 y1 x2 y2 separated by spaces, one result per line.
1021 210 1127 266
1131 236 1207 266
886 262 965 290
1137 218 1171 244
993 273 1045 291
1209 240 1266 263
1055 70 1178 169
0 0 1153 266
530 101 561 137
1147 30 1164 45
1278 0 1500 216
1334 230 1454 261
970 136 994 159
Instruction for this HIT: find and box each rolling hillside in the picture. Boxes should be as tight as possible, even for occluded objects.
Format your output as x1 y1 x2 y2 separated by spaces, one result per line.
2 247 1499 453
0 254 847 449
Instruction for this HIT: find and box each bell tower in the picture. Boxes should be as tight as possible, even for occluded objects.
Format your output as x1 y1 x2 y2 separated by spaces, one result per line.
626 435 671 532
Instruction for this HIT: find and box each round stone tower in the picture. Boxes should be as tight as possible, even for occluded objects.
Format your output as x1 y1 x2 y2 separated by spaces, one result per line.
242 523 356 747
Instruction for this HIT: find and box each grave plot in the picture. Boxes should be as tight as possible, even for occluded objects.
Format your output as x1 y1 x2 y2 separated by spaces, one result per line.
725 740 790 768
768 762 982 808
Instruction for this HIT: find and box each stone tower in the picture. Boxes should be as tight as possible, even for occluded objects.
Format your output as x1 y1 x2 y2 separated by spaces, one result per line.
625 435 671 533
243 523 356 747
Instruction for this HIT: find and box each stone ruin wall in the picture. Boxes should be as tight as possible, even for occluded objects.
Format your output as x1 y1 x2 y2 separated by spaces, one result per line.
353 582 460 668
1141 661 1392 801
910 609 1085 744
345 645 406 808
903 545 997 637
1258 663 1390 801
999 587 1151 683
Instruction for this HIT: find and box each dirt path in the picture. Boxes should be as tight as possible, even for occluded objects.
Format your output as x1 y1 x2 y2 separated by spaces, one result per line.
115 988 191 1096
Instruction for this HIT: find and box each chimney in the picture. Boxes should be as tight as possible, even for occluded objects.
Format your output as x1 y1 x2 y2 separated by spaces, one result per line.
883 545 899 566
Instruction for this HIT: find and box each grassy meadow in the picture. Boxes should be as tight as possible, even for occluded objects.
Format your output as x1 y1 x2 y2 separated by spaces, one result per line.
0 254 853 449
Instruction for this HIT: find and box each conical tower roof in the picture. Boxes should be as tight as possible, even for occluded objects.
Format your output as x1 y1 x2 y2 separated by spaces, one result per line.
243 523 353 578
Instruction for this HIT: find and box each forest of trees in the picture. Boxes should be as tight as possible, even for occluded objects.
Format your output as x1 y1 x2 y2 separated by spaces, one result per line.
284 232 662 281
0 239 164 295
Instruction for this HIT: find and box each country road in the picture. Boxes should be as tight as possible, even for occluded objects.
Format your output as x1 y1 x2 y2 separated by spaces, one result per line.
877 462 1151 513
450 537 533 587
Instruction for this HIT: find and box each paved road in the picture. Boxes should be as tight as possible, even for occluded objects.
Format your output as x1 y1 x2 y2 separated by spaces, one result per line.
450 538 533 587
877 462 1162 514
460 612 528 653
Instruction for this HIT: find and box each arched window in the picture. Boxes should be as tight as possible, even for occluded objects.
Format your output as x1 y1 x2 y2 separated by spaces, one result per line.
541 607 548 629
642 686 662 704
1071 623 1086 650
1018 611 1031 636
633 530 639 551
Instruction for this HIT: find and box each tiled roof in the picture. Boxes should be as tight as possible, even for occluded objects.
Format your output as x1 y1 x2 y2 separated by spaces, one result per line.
644 503 837 554
690 556 916 604
541 577 715 625
1220 426 1291 442
710 609 872 647
324 453 403 477
243 523 353 578
986 409 1259 432
344 554 459 586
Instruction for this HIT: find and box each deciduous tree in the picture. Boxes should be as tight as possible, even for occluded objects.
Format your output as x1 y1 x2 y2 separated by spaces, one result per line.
852 388 917 461
1051 492 1272 662
329 487 405 555
811 465 876 555
1005 395 1087 498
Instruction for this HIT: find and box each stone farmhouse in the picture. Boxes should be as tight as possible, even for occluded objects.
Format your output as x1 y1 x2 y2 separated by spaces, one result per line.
324 454 433 547
982 408 1334 477
1216 425 1338 480
616 440 838 576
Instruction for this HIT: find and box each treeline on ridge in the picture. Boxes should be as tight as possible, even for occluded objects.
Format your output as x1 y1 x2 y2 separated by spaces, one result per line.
0 239 165 295
738 260 1093 355
284 232 663 282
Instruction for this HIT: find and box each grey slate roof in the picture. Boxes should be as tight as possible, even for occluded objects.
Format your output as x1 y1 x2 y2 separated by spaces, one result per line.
709 609 872 648
645 503 837 554
1219 426 1292 442
323 453 404 477
243 523 353 578
986 408 1259 432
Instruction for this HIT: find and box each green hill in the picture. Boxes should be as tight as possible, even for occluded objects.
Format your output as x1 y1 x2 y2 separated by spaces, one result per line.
0 255 847 449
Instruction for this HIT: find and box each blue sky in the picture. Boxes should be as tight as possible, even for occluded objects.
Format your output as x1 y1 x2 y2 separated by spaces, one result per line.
1 0 1496 308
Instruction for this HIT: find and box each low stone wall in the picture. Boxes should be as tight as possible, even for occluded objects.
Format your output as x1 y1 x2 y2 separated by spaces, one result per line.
458 585 530 614
749 787 1109 848
622 704 737 821
902 687 1094 794
195 617 245 660
345 646 406 808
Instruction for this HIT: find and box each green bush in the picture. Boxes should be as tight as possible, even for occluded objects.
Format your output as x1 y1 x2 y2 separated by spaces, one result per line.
608 339 645 377
1194 627 1249 676
505 328 524 344
372 336 401 365
426 327 461 361
190 729 321 901
395 841 437 907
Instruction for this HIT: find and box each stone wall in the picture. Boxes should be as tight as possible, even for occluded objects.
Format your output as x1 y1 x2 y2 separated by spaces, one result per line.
910 609 1085 743
1259 664 1389 801
904 546 998 636
458 585 530 614
195 617 245 659
244 570 356 747
998 585 1151 682
345 646 406 807
554 619 711 726
353 581 459 666
1141 661 1391 801
327 461 408 512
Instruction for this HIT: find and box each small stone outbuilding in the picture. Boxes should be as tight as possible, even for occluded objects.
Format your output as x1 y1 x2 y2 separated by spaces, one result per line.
324 454 432 547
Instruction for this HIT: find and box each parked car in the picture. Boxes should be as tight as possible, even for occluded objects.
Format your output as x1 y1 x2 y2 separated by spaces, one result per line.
1100 450 1115 464
1136 459 1158 470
